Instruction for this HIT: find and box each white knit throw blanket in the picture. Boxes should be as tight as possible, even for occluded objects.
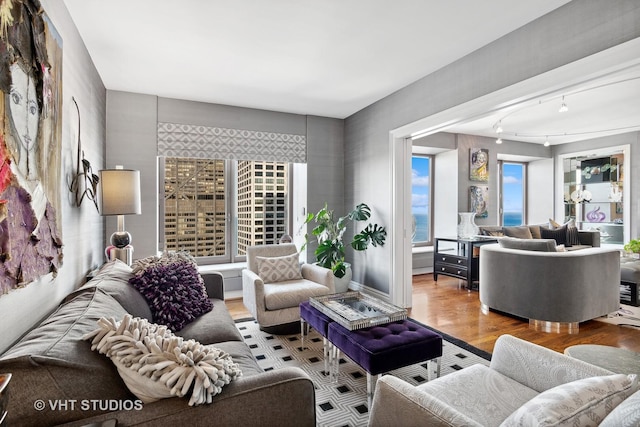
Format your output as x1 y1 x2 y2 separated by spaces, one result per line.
84 314 242 406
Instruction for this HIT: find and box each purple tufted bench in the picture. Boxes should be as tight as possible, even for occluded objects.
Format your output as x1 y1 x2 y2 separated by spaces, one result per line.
328 318 442 407
299 301 334 373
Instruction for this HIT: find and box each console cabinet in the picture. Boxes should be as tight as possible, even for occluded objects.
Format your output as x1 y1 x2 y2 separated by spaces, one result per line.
433 237 497 289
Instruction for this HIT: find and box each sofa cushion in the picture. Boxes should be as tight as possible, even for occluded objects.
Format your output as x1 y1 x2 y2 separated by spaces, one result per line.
82 260 153 319
0 288 133 426
540 225 567 245
418 364 538 427
84 314 242 406
264 280 333 310
528 225 542 239
501 374 638 427
498 237 557 252
503 226 533 239
256 253 303 283
481 226 504 237
177 298 245 344
129 252 213 331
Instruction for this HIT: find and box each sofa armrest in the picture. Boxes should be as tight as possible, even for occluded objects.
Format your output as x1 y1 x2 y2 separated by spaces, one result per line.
242 269 265 321
201 271 224 300
58 367 316 427
301 263 335 293
578 230 600 247
490 334 613 393
368 375 483 427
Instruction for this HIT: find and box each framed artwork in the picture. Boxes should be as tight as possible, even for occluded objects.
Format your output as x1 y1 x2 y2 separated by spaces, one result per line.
470 185 489 218
470 148 489 182
0 1 63 294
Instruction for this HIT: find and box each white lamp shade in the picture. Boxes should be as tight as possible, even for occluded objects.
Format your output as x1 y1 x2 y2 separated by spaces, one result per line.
99 169 142 215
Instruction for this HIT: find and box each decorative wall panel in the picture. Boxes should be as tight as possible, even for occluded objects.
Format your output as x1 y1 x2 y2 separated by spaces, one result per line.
157 122 306 163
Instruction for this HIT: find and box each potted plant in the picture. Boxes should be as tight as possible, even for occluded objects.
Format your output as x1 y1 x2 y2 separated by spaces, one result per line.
624 239 640 258
301 203 387 291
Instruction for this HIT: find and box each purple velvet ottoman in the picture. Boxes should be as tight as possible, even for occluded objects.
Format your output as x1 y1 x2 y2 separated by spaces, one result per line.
299 301 334 373
328 318 442 407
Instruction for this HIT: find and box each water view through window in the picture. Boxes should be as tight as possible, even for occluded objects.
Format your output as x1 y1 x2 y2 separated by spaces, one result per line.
502 163 524 226
412 156 431 244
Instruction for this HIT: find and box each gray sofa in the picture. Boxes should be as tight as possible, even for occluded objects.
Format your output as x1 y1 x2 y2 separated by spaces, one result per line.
368 334 640 427
479 243 620 328
0 260 316 427
479 224 600 250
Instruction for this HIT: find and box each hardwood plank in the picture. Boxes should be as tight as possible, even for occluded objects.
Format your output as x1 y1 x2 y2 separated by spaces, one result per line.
225 273 640 355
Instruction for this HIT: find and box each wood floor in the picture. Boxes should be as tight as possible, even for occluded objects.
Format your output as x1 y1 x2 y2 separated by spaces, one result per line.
225 273 640 355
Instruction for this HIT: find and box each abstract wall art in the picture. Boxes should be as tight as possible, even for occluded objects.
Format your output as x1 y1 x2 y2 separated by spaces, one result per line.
469 148 489 182
469 185 489 219
0 0 63 294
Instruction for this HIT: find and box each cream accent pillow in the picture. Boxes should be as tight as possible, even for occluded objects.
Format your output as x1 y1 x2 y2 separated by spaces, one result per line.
84 314 242 406
501 374 638 427
549 218 576 229
256 252 302 283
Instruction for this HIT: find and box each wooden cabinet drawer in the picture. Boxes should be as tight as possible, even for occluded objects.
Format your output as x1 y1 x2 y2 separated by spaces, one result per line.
436 254 466 266
435 263 467 278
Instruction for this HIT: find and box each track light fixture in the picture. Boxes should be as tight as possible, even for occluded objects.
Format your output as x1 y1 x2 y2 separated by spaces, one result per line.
495 120 503 134
495 138 503 144
544 137 550 147
559 96 568 113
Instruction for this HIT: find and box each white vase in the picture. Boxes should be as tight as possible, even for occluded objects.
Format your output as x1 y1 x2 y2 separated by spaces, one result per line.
333 263 352 293
457 212 479 239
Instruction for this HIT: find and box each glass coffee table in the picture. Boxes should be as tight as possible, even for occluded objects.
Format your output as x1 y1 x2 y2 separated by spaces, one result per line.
309 291 408 330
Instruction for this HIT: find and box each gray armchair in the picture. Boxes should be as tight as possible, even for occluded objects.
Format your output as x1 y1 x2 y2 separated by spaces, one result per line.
242 243 334 333
368 334 638 427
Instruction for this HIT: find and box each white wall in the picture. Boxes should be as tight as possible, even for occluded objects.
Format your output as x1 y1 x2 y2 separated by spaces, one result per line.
528 158 554 224
0 1 106 353
433 150 459 237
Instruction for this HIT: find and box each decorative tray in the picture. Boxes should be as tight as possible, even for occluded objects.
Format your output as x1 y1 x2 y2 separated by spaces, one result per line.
310 291 408 330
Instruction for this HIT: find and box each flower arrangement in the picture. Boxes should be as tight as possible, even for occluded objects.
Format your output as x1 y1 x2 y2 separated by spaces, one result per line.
569 189 592 203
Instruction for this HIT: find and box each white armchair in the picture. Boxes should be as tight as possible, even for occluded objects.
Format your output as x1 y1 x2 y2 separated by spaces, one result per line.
242 244 334 333
368 334 638 427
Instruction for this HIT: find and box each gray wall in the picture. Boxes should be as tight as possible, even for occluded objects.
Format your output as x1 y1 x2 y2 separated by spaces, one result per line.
105 94 345 261
0 1 106 353
344 0 640 293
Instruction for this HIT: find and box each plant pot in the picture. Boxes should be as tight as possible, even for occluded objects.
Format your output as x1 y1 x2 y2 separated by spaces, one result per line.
333 263 352 293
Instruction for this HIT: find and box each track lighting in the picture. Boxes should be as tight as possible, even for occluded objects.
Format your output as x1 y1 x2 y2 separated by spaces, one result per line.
544 138 550 147
495 138 503 144
559 96 568 113
495 121 503 134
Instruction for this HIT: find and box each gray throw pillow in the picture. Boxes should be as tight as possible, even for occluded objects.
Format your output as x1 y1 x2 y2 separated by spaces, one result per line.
503 226 533 239
498 237 557 252
540 225 567 245
566 226 581 247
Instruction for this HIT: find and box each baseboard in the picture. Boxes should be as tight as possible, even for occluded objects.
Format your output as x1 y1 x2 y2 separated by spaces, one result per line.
348 281 392 303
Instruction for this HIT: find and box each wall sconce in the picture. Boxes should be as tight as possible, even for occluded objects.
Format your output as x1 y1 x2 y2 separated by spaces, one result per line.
99 167 141 265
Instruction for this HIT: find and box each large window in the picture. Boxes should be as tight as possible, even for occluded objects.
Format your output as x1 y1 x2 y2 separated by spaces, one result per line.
161 157 290 263
411 155 433 246
501 162 526 226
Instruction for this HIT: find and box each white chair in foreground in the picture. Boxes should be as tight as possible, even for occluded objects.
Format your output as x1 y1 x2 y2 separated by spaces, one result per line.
242 243 334 333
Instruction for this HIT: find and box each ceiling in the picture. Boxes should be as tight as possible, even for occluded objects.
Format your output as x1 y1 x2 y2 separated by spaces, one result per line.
63 0 639 145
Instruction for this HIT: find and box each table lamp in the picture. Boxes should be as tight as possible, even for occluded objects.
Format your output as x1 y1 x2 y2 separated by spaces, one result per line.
99 167 141 265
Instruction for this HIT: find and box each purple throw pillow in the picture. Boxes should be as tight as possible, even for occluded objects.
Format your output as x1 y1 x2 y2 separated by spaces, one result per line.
129 253 212 331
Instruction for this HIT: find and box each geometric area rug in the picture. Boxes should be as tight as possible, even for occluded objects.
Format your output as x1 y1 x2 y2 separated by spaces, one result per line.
596 304 640 328
236 319 491 427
